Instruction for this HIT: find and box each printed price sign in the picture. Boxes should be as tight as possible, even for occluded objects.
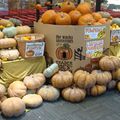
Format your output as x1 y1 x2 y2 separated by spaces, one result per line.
25 42 45 57
86 40 104 58
111 30 120 43
84 26 106 40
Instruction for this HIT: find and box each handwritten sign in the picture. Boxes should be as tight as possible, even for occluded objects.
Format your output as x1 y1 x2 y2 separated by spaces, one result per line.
85 26 106 40
86 40 104 58
111 30 120 43
25 42 45 57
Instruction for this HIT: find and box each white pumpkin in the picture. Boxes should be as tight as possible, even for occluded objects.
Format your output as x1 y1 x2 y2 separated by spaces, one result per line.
22 94 43 108
8 81 27 98
1 97 25 117
0 84 6 97
23 73 46 90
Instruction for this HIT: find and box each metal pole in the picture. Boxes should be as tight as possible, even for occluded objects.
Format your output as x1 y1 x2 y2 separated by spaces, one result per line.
96 0 102 11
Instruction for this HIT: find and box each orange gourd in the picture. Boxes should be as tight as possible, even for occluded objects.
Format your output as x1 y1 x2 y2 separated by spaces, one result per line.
98 18 107 24
92 12 102 21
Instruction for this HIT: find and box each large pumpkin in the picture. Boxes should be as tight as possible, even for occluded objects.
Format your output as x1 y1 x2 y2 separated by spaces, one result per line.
99 56 120 71
55 12 71 25
51 71 73 88
1 97 25 117
91 70 112 85
77 2 91 15
56 44 72 60
74 70 96 89
60 1 75 13
69 10 81 25
112 69 120 80
78 14 95 25
8 81 27 98
37 85 60 101
62 86 86 102
92 12 102 22
41 10 56 24
23 73 46 90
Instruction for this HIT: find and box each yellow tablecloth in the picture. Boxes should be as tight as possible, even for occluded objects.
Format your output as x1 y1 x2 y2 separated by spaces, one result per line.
0 57 46 87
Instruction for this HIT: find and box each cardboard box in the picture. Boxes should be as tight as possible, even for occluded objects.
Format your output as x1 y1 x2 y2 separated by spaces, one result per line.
34 22 110 72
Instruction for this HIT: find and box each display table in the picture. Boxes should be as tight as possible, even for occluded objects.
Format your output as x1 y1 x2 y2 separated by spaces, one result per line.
0 57 46 87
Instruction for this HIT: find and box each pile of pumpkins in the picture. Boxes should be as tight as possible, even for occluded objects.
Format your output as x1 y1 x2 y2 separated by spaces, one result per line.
0 18 32 61
0 55 120 117
39 1 112 25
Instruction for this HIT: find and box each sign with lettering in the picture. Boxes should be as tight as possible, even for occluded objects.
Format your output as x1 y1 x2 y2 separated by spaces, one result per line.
111 30 120 43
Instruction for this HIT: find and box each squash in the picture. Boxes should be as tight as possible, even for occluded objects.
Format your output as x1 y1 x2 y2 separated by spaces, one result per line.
92 12 102 21
1 97 25 117
91 70 112 85
0 49 19 61
112 69 120 80
69 10 81 25
0 38 17 49
112 18 120 26
87 85 106 96
98 18 107 24
99 12 111 18
74 70 96 89
0 84 6 97
77 2 92 15
78 14 95 25
62 86 86 102
51 71 73 88
37 85 60 101
60 1 75 13
55 12 71 25
41 10 56 24
0 31 4 39
99 56 120 71
23 73 46 90
3 26 17 38
9 18 22 26
0 19 14 27
8 81 27 98
16 26 31 35
107 80 116 90
22 94 43 108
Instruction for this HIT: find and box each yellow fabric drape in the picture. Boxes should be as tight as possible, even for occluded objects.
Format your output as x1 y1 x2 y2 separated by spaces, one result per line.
0 57 46 87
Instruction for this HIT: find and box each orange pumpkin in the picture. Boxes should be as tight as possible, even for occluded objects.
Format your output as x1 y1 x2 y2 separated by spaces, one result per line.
69 10 81 25
98 18 107 24
78 14 95 25
55 12 71 25
77 2 92 15
61 1 75 13
41 10 56 24
92 12 102 21
35 4 42 10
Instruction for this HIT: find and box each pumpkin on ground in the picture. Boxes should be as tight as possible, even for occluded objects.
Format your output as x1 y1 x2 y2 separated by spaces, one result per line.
112 69 120 80
51 71 73 88
8 81 27 98
92 12 102 22
107 80 116 90
22 94 43 108
0 31 4 39
74 70 96 89
62 86 86 102
78 14 95 25
77 2 92 15
23 73 46 90
60 1 75 13
69 10 81 25
91 70 112 85
1 97 25 117
37 85 60 101
55 12 71 25
99 56 120 71
41 10 56 24
87 85 106 96
0 84 6 97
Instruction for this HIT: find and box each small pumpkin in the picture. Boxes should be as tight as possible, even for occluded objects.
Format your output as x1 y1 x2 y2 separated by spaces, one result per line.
0 84 6 97
87 85 106 96
9 18 22 26
74 70 96 89
77 2 92 15
37 85 60 101
112 69 120 80
0 31 4 39
91 70 112 85
78 14 95 25
92 12 102 21
112 18 120 26
98 18 107 24
62 86 86 102
99 56 120 71
69 10 81 25
1 97 25 117
51 71 73 88
55 12 71 25
107 80 116 90
99 12 111 18
23 73 46 90
41 10 56 24
60 1 75 13
0 19 14 27
8 81 27 98
22 94 43 108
